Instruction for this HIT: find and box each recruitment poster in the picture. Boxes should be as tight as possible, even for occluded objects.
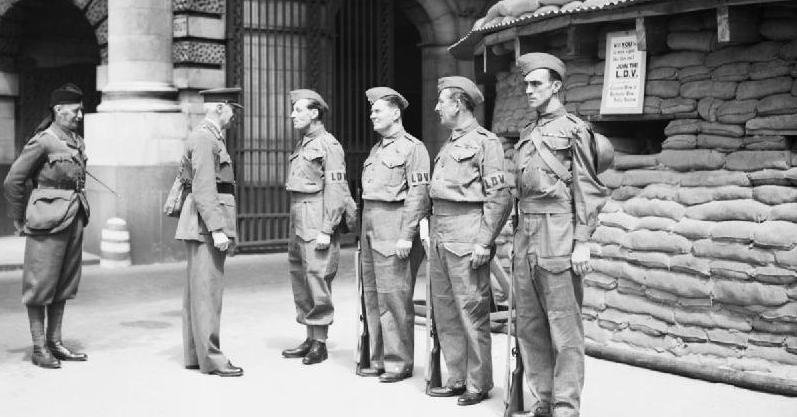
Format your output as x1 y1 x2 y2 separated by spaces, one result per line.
600 30 646 114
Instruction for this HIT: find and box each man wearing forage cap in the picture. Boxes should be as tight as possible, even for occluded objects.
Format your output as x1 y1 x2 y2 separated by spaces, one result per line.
4 83 90 369
175 87 243 377
510 53 607 416
281 88 351 365
425 76 511 406
358 86 430 383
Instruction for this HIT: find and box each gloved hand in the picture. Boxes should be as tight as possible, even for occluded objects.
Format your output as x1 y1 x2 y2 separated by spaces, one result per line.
470 244 490 269
571 241 592 276
395 239 413 259
211 231 230 252
315 232 331 250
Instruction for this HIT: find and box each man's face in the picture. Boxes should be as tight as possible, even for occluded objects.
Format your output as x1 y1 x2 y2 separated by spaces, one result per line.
218 103 236 129
370 99 399 133
290 98 317 131
54 102 83 131
434 89 459 129
524 69 560 109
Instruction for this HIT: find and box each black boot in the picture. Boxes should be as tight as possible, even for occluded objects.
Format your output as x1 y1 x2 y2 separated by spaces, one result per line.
28 306 59 369
301 340 328 365
282 339 313 358
46 301 87 361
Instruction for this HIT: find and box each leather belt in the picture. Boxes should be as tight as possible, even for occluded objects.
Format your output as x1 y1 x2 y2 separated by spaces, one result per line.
431 199 482 215
37 182 82 191
186 183 235 196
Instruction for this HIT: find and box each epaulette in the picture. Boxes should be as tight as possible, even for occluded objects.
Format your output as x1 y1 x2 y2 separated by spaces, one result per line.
401 132 422 144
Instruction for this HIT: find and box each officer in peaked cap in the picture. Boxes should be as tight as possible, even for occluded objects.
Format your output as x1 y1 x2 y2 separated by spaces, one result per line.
3 83 90 369
281 88 352 365
426 75 511 406
509 53 608 416
175 86 244 377
357 86 430 383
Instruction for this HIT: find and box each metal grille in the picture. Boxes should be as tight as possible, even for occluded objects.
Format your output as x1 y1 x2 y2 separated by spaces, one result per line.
226 0 394 250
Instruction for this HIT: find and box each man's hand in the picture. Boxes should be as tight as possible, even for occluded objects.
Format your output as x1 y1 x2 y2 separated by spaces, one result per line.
13 219 23 236
315 232 331 250
470 244 491 269
395 239 413 259
571 241 591 276
211 231 230 252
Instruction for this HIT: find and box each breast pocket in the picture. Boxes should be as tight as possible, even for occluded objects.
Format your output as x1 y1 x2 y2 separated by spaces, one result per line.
448 145 479 184
44 152 82 183
522 136 572 199
381 156 405 186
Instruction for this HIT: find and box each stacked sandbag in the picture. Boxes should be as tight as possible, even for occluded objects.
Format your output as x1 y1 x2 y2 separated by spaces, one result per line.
472 0 591 30
492 66 536 135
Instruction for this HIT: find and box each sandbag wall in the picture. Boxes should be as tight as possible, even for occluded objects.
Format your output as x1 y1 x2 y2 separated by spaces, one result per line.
489 7 797 383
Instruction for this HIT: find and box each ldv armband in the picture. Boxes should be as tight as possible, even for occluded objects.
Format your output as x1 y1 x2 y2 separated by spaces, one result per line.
408 171 430 187
326 170 347 183
483 171 507 191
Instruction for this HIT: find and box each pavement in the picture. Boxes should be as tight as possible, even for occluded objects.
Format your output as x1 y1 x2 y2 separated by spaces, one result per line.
0 249 795 417
0 236 99 271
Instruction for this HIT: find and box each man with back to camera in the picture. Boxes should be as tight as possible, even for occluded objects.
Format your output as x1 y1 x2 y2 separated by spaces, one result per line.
426 76 512 406
357 86 430 383
175 87 243 377
281 89 349 365
510 53 607 416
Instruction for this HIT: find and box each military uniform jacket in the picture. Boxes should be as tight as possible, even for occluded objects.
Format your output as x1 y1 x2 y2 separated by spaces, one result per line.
361 129 430 241
285 125 349 240
3 124 89 235
175 121 237 241
513 107 605 241
430 120 511 247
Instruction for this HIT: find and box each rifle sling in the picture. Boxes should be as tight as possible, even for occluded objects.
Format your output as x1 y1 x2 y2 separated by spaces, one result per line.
529 133 572 184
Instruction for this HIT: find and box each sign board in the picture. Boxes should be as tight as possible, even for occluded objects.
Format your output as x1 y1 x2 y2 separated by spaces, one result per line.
600 30 646 115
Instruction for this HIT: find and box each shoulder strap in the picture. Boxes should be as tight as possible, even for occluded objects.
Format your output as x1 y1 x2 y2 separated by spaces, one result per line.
529 133 572 184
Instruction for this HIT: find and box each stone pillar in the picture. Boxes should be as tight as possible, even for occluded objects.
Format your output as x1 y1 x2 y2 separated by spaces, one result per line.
83 0 189 264
420 44 460 157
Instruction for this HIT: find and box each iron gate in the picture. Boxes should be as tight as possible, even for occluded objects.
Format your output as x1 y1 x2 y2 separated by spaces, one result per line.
227 0 394 250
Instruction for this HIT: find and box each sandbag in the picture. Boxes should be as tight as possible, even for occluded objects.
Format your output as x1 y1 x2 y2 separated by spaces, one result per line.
627 312 671 337
710 259 756 280
668 31 716 52
756 94 797 116
770 203 797 222
753 220 797 249
716 100 758 124
670 253 711 276
597 308 629 330
709 221 758 243
637 216 677 232
747 113 797 133
599 169 623 188
598 211 639 231
583 287 607 310
534 4 560 15
745 345 797 366
687 199 771 222
499 0 541 17
693 239 775 265
565 59 595 75
658 149 725 171
644 288 679 306
760 19 797 41
697 97 722 122
748 169 791 186
645 80 680 98
664 119 701 136
611 328 673 352
578 99 602 115
661 134 697 150
591 225 628 247
584 271 618 290
566 84 603 102
661 98 697 115
650 51 705 69
668 325 708 343
647 67 678 80
638 183 678 201
605 291 675 324
705 46 747 68
675 185 751 206
623 198 686 220
643 96 662 114
680 80 737 100
560 1 584 11
696 134 743 151
753 185 797 205
724 150 790 171
754 266 797 285
674 342 740 359
626 230 691 253
679 171 750 187
614 154 659 170
565 74 590 89
707 329 748 348
622 170 680 187
627 251 671 269
781 39 797 60
699 121 745 137
645 268 711 298
748 332 787 347
617 278 647 297
760 302 797 323
674 307 752 332
611 186 640 201
715 280 789 307
746 41 784 62
752 317 797 335
592 258 627 278
737 76 793 100
678 65 711 82
711 63 750 82
749 60 792 80
743 135 788 150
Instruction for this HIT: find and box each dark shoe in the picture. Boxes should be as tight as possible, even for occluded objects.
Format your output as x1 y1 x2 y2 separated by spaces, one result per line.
457 390 488 406
378 370 412 383
184 364 200 370
46 341 87 361
356 367 385 377
511 407 550 417
301 340 327 365
226 361 243 373
428 384 466 397
32 346 60 369
282 339 313 358
209 365 243 377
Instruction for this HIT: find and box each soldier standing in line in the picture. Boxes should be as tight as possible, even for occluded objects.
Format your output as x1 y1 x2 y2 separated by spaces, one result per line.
510 53 606 417
175 87 244 377
3 83 90 369
426 76 511 406
281 89 349 365
357 87 430 383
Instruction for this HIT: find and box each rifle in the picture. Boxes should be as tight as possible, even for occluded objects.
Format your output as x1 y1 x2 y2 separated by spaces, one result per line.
354 239 371 374
421 218 442 394
504 250 524 417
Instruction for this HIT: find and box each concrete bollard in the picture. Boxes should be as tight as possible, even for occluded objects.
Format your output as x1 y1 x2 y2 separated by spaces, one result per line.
100 217 131 268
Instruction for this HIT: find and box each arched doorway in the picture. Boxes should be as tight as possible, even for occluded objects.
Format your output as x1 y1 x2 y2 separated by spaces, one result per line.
0 0 101 236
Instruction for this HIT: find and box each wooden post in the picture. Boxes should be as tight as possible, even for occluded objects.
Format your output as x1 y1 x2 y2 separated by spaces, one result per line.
717 5 760 44
636 16 667 53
